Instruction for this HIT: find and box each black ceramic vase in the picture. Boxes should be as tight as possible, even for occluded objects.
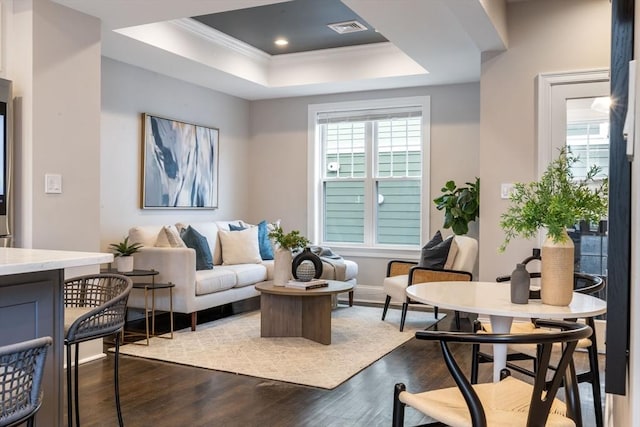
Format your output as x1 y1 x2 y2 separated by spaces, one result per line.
510 263 530 304
291 247 323 281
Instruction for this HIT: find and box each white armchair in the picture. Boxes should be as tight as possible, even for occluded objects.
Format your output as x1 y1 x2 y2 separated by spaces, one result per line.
381 235 478 331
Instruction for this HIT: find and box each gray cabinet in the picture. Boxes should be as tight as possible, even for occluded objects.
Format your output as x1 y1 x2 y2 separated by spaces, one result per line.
0 269 64 425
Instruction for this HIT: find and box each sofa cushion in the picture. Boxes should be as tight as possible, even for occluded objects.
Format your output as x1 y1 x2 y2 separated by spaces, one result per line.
219 264 267 288
218 228 261 265
195 268 237 296
155 225 186 248
180 226 214 270
128 225 163 247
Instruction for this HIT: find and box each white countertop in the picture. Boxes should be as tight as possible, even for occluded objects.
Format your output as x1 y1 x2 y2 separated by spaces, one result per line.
0 248 113 275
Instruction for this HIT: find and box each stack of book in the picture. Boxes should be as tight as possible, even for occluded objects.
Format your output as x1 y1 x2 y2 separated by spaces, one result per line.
285 279 328 290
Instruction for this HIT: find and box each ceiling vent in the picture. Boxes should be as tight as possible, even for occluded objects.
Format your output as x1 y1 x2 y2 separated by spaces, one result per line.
327 20 368 34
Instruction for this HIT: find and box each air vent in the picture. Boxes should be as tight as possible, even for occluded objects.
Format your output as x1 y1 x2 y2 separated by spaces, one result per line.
327 20 368 34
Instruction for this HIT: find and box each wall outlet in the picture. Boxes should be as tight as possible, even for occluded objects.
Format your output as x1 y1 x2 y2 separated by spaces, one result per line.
45 173 62 194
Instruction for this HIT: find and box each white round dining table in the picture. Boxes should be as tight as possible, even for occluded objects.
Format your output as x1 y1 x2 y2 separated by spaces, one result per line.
406 281 607 382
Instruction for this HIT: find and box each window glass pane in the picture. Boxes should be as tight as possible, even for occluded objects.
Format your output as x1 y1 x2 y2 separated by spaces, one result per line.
324 181 364 243
376 180 421 245
376 118 422 178
323 123 366 178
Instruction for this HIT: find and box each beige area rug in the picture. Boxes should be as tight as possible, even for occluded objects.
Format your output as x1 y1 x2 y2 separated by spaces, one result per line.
115 305 444 389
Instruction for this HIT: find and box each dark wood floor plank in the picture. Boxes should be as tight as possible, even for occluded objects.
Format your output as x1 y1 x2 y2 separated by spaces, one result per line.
70 308 603 427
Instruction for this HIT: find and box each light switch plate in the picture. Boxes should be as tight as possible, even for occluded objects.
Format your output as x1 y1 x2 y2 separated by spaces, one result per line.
45 174 62 194
500 183 514 199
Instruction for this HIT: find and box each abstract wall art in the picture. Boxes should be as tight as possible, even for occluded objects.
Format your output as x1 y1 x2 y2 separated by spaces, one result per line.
142 114 219 209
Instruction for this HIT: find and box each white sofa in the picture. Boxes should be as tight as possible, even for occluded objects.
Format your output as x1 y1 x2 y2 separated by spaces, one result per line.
127 220 358 330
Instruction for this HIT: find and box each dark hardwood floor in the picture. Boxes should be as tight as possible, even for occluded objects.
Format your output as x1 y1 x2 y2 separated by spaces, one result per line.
70 305 604 427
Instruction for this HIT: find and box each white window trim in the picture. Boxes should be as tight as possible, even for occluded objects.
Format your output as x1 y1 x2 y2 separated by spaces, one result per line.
307 96 431 251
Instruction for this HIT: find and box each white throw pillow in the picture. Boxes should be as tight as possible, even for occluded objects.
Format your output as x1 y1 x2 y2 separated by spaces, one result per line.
218 227 262 265
155 225 186 248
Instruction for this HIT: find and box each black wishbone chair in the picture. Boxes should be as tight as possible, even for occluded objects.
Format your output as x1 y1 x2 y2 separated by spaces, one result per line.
393 320 591 427
470 268 605 427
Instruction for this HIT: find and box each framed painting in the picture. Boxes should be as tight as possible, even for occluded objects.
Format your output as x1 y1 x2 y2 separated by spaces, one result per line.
141 113 219 209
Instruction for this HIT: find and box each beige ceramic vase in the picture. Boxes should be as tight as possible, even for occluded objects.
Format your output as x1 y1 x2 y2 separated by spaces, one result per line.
541 230 574 306
273 248 293 286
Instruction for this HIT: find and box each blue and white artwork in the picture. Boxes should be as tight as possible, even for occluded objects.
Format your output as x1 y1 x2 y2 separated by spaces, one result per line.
143 114 219 209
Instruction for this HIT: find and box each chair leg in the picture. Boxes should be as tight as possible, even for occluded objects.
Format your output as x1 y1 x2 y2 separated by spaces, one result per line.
66 343 73 427
114 333 124 427
470 320 481 384
400 301 409 332
454 310 461 330
434 306 439 320
382 295 391 320
392 383 406 427
348 290 354 307
74 343 80 427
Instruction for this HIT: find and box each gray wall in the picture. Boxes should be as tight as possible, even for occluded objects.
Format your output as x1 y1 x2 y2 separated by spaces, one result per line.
249 83 480 297
479 0 611 282
100 58 251 250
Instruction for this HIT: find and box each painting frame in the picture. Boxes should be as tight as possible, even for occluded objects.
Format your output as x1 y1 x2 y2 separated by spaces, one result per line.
141 113 219 209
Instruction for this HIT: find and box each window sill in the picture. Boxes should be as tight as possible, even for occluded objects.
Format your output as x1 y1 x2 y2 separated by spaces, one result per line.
318 244 420 260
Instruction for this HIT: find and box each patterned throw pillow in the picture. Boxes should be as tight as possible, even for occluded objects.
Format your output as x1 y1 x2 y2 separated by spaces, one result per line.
155 225 187 248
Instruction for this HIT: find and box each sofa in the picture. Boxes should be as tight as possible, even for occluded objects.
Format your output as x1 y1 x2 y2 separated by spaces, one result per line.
127 220 358 330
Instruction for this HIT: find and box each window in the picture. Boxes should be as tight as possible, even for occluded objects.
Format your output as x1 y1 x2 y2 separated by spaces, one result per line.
308 97 430 249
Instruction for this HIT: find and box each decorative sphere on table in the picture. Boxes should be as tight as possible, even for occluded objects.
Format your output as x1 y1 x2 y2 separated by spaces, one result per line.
296 260 316 282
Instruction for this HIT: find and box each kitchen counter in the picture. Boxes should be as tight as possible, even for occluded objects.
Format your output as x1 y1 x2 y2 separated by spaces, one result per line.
0 248 113 425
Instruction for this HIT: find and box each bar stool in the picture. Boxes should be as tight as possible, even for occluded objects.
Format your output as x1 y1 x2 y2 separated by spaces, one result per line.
64 274 132 427
0 336 52 427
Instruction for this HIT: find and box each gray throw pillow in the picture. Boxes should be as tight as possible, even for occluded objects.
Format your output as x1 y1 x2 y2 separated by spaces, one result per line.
418 231 453 269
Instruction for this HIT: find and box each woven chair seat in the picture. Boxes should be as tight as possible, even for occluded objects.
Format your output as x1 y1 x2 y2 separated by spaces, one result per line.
481 322 592 352
64 307 93 334
399 376 574 427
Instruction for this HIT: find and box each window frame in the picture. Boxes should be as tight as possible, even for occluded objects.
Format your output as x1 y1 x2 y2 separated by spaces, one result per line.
307 96 431 257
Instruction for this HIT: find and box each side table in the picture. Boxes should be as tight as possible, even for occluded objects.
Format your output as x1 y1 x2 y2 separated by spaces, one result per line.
102 268 174 346
131 281 175 345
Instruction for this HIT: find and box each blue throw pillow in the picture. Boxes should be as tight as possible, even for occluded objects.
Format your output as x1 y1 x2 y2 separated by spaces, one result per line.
257 220 274 260
180 226 214 270
229 224 246 231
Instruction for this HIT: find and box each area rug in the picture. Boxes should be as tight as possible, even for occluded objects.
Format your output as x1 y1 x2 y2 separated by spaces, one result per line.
115 305 444 389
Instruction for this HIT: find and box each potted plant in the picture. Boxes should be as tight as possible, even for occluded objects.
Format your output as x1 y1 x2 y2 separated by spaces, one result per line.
108 236 143 273
433 177 480 235
499 148 608 305
268 226 311 285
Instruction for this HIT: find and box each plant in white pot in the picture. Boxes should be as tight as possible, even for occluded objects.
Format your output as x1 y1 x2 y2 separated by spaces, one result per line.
268 226 310 286
499 148 608 306
109 236 143 273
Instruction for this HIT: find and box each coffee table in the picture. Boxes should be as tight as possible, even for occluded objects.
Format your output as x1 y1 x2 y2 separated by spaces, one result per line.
255 280 354 345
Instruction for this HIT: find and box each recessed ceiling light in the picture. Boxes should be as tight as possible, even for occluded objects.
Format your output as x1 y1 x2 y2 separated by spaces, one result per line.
274 38 289 47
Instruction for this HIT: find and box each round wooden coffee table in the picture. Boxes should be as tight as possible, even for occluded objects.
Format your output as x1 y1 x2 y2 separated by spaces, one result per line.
255 280 354 345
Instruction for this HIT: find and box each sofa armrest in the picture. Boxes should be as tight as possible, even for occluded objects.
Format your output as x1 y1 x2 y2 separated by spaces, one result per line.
408 267 472 285
132 247 196 291
387 260 417 277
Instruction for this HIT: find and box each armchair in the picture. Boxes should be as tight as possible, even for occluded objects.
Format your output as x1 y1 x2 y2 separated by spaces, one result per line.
382 235 478 331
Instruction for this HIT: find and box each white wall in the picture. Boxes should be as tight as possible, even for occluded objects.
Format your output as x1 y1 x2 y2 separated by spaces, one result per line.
479 0 611 282
249 83 480 298
7 0 102 251
100 58 251 251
